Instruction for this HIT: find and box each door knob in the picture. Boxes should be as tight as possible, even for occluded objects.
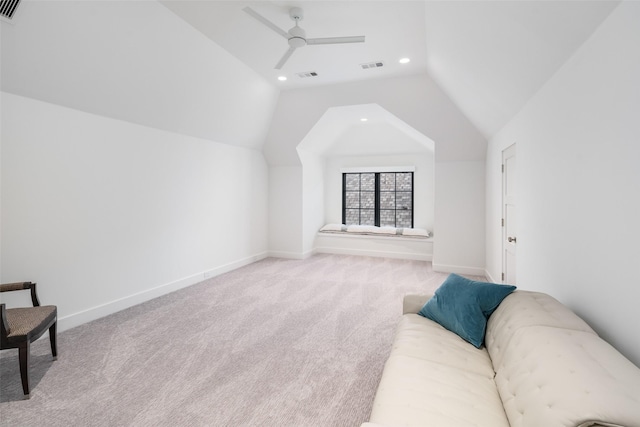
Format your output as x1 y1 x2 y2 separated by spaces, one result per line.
508 236 517 243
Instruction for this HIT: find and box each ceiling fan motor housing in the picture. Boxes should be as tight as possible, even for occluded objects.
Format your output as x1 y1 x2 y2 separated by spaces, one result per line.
288 26 306 48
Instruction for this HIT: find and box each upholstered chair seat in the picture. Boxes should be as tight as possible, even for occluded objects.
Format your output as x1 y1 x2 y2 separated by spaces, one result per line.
1 281 58 398
4 306 58 344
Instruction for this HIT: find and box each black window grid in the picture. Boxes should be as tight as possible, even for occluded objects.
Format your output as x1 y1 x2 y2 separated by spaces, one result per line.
342 172 414 228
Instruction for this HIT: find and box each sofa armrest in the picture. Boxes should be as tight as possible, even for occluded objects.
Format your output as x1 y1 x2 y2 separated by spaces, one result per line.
403 294 432 314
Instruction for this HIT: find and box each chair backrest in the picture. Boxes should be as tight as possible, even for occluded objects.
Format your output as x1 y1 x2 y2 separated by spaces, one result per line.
0 303 9 337
0 281 40 345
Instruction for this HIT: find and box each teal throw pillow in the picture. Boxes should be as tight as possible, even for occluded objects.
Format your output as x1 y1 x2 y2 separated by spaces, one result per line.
418 273 516 348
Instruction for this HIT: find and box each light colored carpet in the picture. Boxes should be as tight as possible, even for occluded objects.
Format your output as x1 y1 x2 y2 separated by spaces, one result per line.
0 254 472 426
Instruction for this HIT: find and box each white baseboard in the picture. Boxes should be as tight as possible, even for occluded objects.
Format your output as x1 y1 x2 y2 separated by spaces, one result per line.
432 263 486 276
202 252 268 279
57 252 267 333
268 247 431 261
315 246 432 261
267 250 315 260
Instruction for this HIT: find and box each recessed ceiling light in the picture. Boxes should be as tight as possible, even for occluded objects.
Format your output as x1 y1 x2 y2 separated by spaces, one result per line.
277 76 287 81
360 118 368 122
399 58 411 64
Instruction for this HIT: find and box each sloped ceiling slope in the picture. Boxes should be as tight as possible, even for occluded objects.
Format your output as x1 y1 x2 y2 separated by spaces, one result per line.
264 74 486 166
161 1 429 89
424 1 620 139
161 0 619 142
297 104 434 158
0 1 279 149
1 1 620 148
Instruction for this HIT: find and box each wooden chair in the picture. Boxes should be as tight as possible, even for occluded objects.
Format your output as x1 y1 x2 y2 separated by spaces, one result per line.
1 281 57 398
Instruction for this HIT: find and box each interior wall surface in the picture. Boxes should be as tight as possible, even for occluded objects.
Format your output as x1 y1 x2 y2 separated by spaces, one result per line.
0 0 280 329
485 1 640 366
268 166 304 259
1 93 269 330
434 161 486 275
299 150 325 257
0 21 3 283
265 74 487 268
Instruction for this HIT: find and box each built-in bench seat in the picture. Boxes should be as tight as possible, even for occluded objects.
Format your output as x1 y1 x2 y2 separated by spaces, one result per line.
314 224 433 261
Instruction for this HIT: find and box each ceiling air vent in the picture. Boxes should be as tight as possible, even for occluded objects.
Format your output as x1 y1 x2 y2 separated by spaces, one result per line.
360 61 384 70
296 71 319 79
0 0 21 22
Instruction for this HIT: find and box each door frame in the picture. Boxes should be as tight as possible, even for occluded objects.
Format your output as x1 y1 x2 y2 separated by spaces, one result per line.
502 143 517 284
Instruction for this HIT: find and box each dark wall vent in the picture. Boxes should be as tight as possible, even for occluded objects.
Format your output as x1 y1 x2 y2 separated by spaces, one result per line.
1 0 21 22
360 61 384 70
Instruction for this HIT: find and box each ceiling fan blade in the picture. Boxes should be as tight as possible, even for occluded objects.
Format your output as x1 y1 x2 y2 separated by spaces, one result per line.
243 7 289 39
306 36 365 45
275 46 297 70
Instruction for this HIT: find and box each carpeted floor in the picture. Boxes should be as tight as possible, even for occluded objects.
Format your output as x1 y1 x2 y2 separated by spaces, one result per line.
0 254 470 426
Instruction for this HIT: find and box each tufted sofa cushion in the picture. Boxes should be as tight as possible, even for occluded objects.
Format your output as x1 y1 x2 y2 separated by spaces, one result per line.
369 313 510 426
370 354 510 427
494 326 640 427
392 314 495 378
485 291 596 369
487 291 640 427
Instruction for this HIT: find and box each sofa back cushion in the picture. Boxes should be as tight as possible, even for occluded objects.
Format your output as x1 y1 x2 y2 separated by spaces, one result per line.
487 291 640 427
494 326 640 427
485 291 595 369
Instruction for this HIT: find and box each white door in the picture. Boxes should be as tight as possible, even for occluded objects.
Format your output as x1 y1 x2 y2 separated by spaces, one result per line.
502 144 517 284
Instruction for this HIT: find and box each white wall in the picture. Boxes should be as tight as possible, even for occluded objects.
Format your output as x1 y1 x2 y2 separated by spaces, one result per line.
268 166 303 259
265 74 487 268
0 0 280 331
298 150 325 257
435 161 486 275
1 93 269 330
486 1 640 366
0 24 3 283
324 154 435 231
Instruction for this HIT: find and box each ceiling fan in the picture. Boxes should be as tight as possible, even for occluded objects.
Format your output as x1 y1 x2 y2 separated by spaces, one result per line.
243 6 365 70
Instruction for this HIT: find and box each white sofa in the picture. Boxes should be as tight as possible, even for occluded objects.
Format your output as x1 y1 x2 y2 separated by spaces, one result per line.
362 291 640 427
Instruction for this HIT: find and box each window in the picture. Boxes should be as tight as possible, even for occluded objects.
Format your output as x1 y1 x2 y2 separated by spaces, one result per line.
342 172 413 228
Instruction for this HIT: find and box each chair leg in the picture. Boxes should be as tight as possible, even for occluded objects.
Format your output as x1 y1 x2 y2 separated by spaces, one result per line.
18 341 31 398
49 321 58 360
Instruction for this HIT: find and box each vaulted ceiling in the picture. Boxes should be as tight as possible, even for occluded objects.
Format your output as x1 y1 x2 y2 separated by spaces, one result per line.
297 104 434 158
163 1 620 139
1 1 621 148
